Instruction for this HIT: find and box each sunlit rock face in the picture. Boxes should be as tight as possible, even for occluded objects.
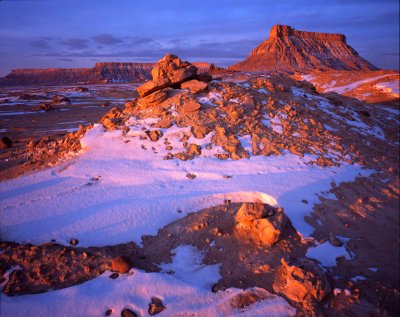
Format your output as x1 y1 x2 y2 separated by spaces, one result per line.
229 24 377 72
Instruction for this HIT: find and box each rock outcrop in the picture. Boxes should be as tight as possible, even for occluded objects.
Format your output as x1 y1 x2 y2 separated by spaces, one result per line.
229 24 377 72
137 53 198 97
0 61 213 86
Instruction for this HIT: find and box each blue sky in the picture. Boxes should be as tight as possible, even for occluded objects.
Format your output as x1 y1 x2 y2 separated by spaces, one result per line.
0 0 398 76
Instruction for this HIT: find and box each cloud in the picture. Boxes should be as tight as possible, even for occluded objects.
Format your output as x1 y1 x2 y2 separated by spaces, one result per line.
92 34 123 45
30 39 51 50
132 36 154 45
57 58 74 62
60 38 89 49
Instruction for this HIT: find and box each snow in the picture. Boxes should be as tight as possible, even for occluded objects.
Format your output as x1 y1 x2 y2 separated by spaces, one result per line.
374 80 400 97
0 116 373 316
306 241 351 267
323 74 398 94
0 123 370 247
0 269 296 317
160 245 221 290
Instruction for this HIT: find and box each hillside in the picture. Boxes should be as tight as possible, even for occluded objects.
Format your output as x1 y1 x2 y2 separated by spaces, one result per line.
1 54 399 316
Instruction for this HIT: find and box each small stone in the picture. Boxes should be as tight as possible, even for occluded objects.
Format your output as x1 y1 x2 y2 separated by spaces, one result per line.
223 175 232 179
148 297 166 315
111 255 132 273
105 309 113 316
69 239 79 246
186 173 196 180
166 145 173 151
146 130 163 142
121 308 138 317
301 199 308 204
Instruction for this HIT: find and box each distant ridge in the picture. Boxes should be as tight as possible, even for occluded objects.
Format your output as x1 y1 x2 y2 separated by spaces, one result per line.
0 61 213 86
229 25 378 72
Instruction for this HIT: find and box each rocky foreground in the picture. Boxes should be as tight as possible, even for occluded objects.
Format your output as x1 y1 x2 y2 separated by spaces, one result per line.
0 54 399 316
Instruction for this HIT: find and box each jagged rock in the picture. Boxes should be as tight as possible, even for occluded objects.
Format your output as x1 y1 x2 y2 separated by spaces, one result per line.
111 255 132 273
182 100 202 113
196 72 213 83
187 143 201 156
146 130 163 142
0 136 12 149
234 203 286 245
181 79 208 93
100 107 124 130
136 53 198 97
136 78 170 98
138 88 169 109
229 24 377 72
212 125 249 160
273 258 331 304
191 125 210 139
148 297 165 315
155 117 173 129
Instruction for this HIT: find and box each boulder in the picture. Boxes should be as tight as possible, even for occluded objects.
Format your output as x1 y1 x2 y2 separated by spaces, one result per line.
273 258 331 304
100 107 124 130
138 89 169 109
234 203 285 245
181 79 208 94
136 53 198 97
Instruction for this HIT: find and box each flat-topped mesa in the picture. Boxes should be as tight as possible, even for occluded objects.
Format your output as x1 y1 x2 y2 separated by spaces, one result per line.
270 24 346 43
229 24 377 72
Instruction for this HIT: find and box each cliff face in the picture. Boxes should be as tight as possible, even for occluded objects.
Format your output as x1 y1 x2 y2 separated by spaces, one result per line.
0 62 212 86
229 25 377 72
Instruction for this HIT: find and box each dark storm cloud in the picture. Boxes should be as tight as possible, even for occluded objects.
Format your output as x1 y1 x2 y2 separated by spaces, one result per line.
92 34 123 45
30 39 51 50
60 38 89 50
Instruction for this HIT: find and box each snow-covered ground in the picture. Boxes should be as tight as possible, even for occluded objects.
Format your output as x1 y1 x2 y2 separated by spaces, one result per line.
374 81 400 97
0 117 371 316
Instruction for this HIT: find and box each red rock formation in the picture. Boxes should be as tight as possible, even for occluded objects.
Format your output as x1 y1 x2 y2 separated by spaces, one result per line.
0 62 213 86
229 25 377 72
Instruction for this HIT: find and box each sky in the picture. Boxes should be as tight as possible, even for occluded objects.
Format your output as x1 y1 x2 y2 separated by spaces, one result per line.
0 0 399 76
